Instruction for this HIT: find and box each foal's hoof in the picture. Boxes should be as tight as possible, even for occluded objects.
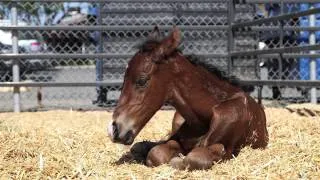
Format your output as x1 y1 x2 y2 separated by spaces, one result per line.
130 141 160 164
208 143 226 157
170 157 186 170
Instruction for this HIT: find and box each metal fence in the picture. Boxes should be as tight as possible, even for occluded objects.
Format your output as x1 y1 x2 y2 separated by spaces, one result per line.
0 0 319 112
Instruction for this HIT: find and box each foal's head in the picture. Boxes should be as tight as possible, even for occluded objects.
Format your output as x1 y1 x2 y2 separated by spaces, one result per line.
108 26 181 145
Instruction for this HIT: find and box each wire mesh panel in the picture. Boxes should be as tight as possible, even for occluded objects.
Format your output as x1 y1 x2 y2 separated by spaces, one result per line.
0 1 235 111
0 1 100 111
0 0 319 112
232 1 320 103
97 1 259 107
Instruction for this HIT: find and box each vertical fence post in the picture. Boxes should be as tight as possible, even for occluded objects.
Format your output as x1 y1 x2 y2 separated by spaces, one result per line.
309 5 317 104
97 2 103 73
227 0 235 76
279 0 284 80
11 2 20 112
94 2 105 105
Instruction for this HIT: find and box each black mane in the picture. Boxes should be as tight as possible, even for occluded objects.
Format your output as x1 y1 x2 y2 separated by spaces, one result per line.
136 39 161 52
186 55 254 92
136 39 254 92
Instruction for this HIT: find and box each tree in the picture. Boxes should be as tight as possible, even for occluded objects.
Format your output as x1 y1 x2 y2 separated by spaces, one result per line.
0 2 63 25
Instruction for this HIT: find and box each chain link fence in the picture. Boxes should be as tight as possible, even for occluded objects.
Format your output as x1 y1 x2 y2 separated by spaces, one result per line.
232 1 320 103
0 0 319 112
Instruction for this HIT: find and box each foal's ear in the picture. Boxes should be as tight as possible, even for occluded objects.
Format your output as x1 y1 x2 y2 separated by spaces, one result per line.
168 26 181 50
148 26 161 40
153 26 181 59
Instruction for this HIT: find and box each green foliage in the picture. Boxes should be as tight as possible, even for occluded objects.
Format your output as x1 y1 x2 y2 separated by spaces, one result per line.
17 2 63 15
0 2 63 19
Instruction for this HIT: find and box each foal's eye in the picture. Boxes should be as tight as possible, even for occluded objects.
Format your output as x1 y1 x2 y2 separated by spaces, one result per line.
135 77 149 88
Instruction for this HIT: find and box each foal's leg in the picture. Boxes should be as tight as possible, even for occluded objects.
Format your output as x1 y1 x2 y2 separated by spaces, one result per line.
146 140 183 167
199 93 248 159
130 141 164 164
170 111 185 136
246 97 269 149
130 111 184 164
169 94 246 170
170 143 225 170
145 109 200 167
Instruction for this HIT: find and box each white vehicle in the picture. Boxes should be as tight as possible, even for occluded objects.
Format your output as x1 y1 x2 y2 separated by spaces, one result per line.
0 19 44 70
0 19 43 54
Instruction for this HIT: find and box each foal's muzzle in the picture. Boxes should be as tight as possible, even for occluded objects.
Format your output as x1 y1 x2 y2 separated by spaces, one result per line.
108 121 134 145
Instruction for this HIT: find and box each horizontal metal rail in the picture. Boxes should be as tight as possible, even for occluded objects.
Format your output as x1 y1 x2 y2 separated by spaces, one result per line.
231 44 320 57
241 80 320 87
0 53 229 60
233 53 320 59
101 9 252 14
1 25 320 32
259 53 320 59
0 81 122 87
2 25 320 32
232 8 320 29
5 0 227 3
243 26 320 32
1 52 320 61
0 25 228 31
242 0 320 3
1 80 319 87
100 9 228 14
6 0 317 3
0 53 131 60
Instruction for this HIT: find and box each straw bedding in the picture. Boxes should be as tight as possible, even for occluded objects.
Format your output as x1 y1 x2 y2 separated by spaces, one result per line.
0 105 319 179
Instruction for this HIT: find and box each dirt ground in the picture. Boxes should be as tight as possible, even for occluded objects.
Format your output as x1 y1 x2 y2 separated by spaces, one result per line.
0 105 319 179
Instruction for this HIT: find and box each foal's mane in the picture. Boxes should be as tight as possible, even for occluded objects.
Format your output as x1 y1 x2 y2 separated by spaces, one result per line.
136 39 254 92
186 55 253 92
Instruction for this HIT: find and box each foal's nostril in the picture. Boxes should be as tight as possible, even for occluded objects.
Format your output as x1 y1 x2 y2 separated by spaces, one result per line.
124 130 134 145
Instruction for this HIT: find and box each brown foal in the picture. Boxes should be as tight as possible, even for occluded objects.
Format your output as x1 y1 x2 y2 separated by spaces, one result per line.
108 26 268 170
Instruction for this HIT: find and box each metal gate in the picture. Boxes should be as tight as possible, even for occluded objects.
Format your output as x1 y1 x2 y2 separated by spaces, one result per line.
0 0 319 112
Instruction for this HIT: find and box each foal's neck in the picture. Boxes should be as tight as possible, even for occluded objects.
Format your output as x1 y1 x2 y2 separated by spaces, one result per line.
168 54 241 125
175 54 240 101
